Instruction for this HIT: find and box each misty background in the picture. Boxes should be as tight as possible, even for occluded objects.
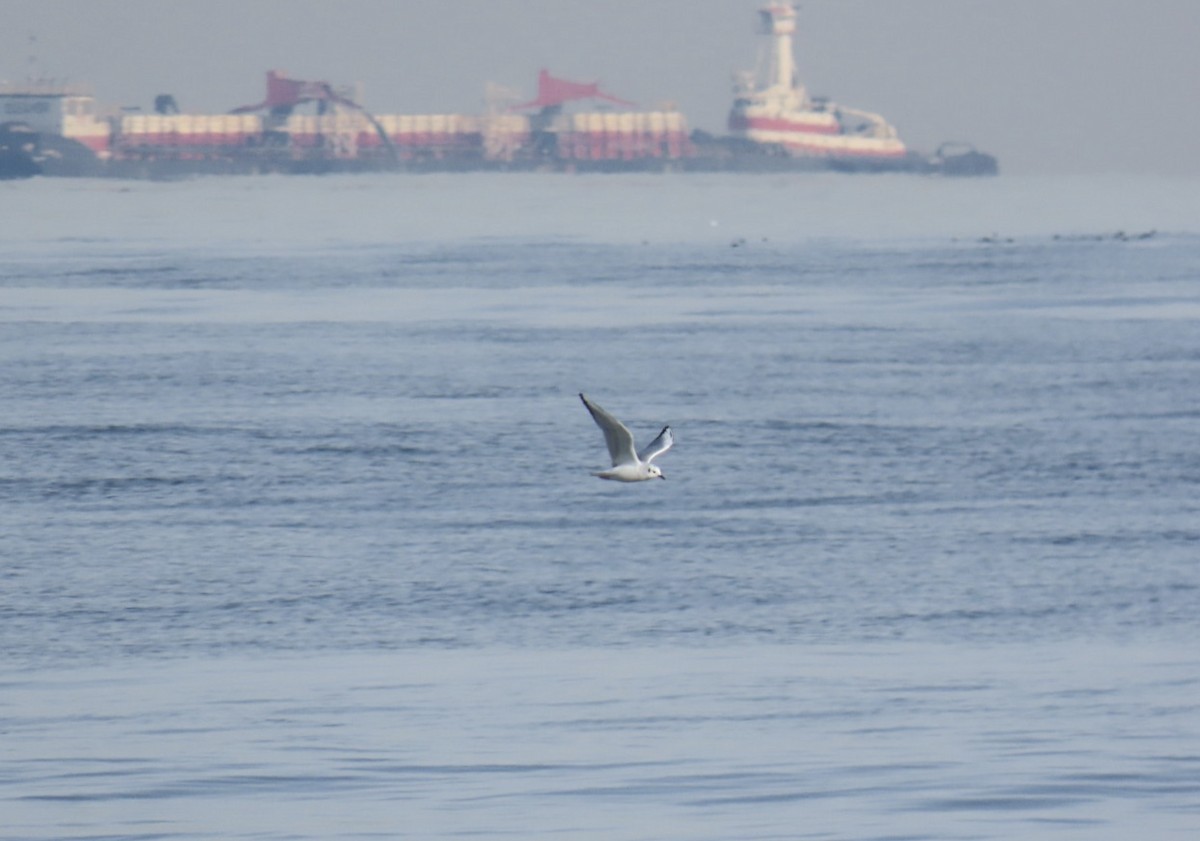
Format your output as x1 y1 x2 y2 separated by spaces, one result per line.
3 0 1198 175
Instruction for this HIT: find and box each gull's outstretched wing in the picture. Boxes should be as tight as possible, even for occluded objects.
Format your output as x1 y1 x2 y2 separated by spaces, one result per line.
637 426 673 464
580 393 638 467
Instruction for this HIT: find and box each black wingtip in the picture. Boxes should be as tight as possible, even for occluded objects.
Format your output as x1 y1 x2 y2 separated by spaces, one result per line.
579 393 599 420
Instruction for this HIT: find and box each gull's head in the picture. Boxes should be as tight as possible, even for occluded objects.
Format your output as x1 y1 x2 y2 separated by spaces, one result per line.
647 465 665 480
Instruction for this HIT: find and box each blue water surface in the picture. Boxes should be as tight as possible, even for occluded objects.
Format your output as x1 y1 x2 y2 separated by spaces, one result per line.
1 173 1198 840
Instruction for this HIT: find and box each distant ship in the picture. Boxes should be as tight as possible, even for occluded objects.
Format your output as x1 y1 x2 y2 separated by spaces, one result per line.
0 4 994 178
727 3 907 163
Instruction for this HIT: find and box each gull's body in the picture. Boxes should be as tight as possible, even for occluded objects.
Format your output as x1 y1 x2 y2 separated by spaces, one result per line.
579 393 673 481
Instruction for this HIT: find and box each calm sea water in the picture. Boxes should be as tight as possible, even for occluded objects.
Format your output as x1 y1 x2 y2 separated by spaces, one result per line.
2 173 1198 839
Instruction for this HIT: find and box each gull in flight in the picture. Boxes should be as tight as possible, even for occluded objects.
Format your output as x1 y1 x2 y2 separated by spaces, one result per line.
579 393 674 481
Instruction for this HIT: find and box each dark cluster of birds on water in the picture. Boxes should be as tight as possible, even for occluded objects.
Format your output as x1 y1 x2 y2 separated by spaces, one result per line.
965 230 1158 245
1051 230 1157 242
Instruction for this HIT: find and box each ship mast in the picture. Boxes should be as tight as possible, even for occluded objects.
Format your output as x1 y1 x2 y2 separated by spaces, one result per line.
760 3 797 91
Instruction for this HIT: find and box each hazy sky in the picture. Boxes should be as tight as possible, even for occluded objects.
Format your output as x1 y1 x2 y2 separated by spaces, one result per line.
3 0 1198 175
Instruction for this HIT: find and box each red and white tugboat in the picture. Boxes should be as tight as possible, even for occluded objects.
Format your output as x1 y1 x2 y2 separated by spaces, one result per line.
728 3 908 163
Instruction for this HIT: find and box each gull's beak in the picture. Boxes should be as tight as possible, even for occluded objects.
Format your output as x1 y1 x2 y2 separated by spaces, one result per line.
659 473 667 480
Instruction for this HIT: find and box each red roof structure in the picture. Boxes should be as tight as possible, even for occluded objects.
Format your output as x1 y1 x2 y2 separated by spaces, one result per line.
232 71 356 113
513 69 635 111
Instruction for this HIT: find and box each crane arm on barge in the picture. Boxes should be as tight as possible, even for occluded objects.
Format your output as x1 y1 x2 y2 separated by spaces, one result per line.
232 70 398 165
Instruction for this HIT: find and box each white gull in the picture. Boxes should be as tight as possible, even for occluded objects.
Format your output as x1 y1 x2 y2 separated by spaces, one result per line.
579 393 674 482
